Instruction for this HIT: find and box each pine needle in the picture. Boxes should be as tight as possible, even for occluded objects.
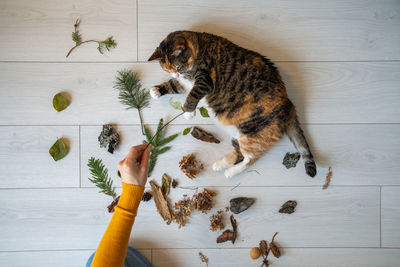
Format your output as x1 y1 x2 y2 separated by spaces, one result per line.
114 69 150 135
88 157 117 199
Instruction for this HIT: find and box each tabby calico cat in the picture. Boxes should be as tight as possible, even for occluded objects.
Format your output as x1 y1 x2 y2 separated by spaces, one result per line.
148 31 316 178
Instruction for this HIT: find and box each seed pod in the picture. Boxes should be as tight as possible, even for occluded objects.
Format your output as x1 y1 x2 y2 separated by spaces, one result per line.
269 242 280 258
250 247 261 259
259 240 268 257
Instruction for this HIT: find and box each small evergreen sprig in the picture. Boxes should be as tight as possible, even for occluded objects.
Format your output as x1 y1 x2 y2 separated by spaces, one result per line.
66 18 117 57
143 118 179 176
114 69 150 135
88 157 118 200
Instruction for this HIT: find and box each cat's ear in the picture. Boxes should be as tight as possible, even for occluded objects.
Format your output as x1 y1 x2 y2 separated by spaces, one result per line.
148 47 162 61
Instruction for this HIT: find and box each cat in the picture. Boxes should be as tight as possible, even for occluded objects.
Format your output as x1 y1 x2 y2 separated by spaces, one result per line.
148 31 316 178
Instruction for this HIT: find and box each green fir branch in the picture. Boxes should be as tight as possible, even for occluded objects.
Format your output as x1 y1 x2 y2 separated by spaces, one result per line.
114 69 150 135
66 18 117 57
88 157 118 199
143 118 178 176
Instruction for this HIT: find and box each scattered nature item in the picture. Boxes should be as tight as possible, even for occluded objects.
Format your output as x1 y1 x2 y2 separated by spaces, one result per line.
66 18 116 57
114 69 150 135
150 180 172 224
161 173 172 197
209 210 225 232
107 195 120 213
279 200 297 214
192 189 216 213
199 252 209 267
230 197 255 214
98 124 120 154
49 138 68 161
169 98 210 118
172 179 178 188
282 152 300 169
144 119 179 176
323 167 333 190
87 157 119 213
169 98 184 111
179 154 204 179
250 247 261 260
217 215 237 244
142 191 153 202
173 195 192 228
259 232 281 267
199 107 210 117
191 126 220 144
52 92 70 112
182 127 192 135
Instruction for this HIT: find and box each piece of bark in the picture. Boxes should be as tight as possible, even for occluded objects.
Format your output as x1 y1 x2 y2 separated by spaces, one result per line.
98 124 120 154
191 126 220 144
107 195 120 213
279 200 297 214
282 152 300 169
322 167 333 189
230 197 255 214
150 180 172 224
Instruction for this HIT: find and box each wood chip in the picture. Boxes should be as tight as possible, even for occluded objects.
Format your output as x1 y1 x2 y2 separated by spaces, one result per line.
191 126 220 144
150 180 172 224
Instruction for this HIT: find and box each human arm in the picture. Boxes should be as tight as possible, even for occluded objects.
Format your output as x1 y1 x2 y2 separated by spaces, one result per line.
91 144 151 267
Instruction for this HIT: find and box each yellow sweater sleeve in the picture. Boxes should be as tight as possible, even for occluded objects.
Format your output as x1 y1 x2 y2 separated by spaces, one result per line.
91 182 144 267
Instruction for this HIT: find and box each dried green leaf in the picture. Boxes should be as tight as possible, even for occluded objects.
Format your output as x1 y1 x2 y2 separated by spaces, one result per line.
182 127 192 135
49 138 68 161
199 107 210 118
161 173 172 197
169 98 184 111
52 92 70 112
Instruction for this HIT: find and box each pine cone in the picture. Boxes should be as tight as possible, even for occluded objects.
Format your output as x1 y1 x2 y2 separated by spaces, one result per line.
142 191 153 202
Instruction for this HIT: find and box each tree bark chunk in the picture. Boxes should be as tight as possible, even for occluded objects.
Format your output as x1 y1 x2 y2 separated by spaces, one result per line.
190 127 220 144
150 180 172 224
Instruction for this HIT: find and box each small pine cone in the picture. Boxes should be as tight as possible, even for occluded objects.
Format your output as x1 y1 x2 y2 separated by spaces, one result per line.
269 242 281 258
142 191 153 202
172 179 178 188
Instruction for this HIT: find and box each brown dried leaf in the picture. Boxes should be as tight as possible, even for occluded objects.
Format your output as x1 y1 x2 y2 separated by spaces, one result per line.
161 173 172 196
199 252 209 267
150 180 172 224
259 240 269 257
191 126 220 144
216 230 235 243
322 166 333 190
269 242 281 258
179 154 204 179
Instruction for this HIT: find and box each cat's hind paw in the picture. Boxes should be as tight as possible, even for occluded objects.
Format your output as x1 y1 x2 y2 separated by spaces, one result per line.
183 111 195 120
212 158 230 171
150 86 161 99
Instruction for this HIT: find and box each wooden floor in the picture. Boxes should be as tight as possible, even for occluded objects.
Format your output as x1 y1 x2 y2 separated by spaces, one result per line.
1 0 400 266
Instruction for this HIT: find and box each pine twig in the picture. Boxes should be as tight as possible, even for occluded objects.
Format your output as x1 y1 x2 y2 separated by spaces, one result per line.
114 69 150 135
66 18 117 57
87 157 118 199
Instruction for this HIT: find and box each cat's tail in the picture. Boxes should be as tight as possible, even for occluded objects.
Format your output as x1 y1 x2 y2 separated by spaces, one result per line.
286 115 317 177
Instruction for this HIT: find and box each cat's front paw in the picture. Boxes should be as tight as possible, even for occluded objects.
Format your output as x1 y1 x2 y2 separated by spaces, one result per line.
150 86 161 99
183 111 195 120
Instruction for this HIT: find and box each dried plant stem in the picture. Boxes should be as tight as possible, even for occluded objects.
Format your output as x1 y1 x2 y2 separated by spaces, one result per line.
145 111 184 149
66 39 97 57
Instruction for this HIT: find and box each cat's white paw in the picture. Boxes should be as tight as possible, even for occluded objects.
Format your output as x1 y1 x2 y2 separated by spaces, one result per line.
212 159 227 171
150 87 161 99
183 111 195 120
224 158 250 178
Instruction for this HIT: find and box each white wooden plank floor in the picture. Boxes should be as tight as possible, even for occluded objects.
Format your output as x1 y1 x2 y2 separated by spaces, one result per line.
0 0 399 266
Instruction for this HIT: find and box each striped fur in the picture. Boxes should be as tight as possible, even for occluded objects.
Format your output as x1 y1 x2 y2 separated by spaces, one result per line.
149 31 316 178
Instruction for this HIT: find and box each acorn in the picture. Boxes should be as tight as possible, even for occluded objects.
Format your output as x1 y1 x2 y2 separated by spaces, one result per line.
250 247 261 260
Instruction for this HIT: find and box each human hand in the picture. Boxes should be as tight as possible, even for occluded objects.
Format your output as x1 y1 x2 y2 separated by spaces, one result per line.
118 144 152 186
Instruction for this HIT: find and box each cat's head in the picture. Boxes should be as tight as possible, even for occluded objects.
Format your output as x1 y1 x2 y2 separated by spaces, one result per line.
148 31 197 76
